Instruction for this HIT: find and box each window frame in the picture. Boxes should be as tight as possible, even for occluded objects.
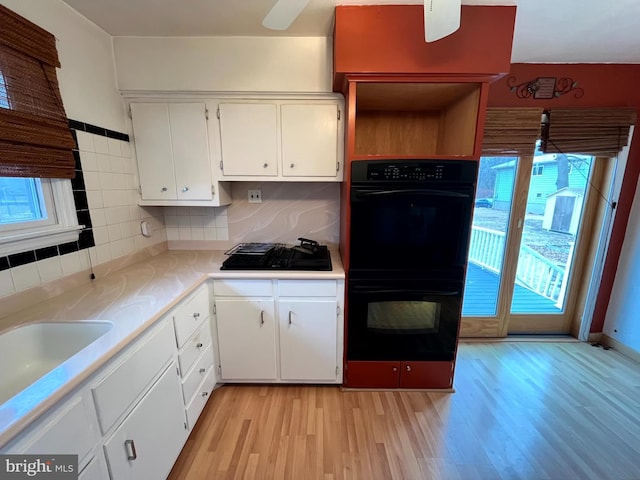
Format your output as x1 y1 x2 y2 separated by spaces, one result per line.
0 177 81 256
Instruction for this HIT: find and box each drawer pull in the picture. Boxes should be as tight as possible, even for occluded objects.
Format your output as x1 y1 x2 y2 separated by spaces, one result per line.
202 391 209 397
182 186 189 192
263 163 269 169
288 311 293 326
260 310 264 326
125 439 137 461
193 312 200 319
199 368 206 374
196 342 203 348
406 365 412 372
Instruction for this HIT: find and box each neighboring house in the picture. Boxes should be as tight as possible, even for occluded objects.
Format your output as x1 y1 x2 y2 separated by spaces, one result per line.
491 154 592 214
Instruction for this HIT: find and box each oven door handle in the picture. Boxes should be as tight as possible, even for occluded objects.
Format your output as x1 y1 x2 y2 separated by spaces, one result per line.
352 288 460 296
353 189 471 199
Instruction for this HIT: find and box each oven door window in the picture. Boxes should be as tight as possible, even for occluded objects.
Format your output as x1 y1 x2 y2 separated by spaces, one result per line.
350 186 473 271
368 301 440 334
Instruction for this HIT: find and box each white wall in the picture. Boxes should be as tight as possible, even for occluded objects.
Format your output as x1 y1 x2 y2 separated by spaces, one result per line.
0 0 126 132
114 36 333 92
603 179 640 353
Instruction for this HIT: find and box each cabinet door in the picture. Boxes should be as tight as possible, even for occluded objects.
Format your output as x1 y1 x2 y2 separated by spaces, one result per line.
281 104 339 178
278 299 338 381
345 361 400 388
215 298 277 380
218 103 278 176
103 363 187 480
399 361 454 389
169 103 212 200
131 103 177 200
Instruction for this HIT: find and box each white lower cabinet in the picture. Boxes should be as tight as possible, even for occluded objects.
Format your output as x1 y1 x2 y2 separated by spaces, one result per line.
103 363 187 480
216 297 277 381
278 299 338 381
2 282 217 480
213 278 344 383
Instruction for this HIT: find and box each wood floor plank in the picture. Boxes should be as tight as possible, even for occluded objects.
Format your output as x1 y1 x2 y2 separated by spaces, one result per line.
168 342 640 480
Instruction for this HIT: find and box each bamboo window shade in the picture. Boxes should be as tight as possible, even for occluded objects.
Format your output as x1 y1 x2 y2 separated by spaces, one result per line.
0 4 75 179
542 108 637 157
482 107 543 156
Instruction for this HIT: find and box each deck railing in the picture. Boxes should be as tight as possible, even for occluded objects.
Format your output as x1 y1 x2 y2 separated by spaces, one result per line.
468 226 567 305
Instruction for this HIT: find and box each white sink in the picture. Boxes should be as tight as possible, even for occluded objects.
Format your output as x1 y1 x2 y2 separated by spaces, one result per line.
0 321 113 405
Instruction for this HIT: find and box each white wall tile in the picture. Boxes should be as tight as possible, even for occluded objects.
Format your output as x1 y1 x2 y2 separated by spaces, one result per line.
121 141 131 158
216 227 229 240
79 151 98 171
93 226 109 245
166 227 179 241
191 229 204 240
110 240 124 259
11 263 41 291
86 191 104 209
0 270 16 297
108 138 122 157
215 214 229 229
190 215 204 228
95 245 112 264
37 257 63 283
93 135 110 155
76 131 95 152
108 224 122 242
178 227 192 240
84 171 101 191
203 227 217 240
60 252 83 276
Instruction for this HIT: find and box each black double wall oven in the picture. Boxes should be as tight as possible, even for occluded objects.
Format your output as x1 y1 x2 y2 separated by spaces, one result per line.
347 160 478 365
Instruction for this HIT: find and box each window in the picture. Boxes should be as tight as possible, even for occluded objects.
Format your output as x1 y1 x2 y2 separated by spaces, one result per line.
0 176 79 256
0 5 80 257
0 70 8 109
532 165 544 176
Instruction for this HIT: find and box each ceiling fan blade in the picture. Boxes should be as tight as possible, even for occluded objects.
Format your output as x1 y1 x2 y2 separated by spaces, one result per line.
262 0 311 30
424 0 461 42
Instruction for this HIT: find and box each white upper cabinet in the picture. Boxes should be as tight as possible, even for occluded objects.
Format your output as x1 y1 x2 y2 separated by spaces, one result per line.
218 103 278 177
216 98 344 181
281 104 339 178
130 101 231 206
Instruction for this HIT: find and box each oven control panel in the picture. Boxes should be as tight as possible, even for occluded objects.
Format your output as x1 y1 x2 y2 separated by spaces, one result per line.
351 160 477 183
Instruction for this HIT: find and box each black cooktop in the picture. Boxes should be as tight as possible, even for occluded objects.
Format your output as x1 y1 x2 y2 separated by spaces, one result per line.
220 240 332 271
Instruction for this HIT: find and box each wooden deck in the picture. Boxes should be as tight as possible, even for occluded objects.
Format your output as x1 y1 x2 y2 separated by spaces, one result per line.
462 262 561 316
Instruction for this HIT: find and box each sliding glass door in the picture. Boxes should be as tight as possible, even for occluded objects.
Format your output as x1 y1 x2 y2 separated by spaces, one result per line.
462 152 610 336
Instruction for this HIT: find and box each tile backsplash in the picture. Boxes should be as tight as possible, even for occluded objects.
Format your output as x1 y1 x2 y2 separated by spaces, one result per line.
0 121 166 299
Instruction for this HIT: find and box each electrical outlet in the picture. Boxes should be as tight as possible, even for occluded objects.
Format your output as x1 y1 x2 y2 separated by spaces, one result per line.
248 189 262 203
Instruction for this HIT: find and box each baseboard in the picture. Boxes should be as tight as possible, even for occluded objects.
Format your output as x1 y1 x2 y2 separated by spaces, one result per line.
588 332 603 343
600 334 640 364
461 335 578 343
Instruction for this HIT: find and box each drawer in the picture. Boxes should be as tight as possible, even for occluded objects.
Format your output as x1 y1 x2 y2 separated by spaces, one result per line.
213 279 272 297
178 322 212 376
14 394 97 462
185 370 216 430
181 343 214 404
174 285 210 347
278 280 337 297
92 319 174 434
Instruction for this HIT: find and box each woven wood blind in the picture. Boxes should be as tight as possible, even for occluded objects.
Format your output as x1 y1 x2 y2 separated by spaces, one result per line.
542 108 637 157
482 107 543 156
0 4 75 179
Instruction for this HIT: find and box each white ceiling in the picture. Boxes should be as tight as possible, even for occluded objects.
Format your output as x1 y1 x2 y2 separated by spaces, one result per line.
61 0 640 63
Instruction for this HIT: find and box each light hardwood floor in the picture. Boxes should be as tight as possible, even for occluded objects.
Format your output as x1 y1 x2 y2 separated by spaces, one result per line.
168 342 640 480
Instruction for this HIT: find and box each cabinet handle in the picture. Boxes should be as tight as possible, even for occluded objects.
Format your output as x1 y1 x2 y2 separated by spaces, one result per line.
202 391 209 397
263 163 269 168
182 186 189 192
288 311 293 325
260 310 264 325
196 342 203 348
161 187 168 192
406 365 412 372
199 368 206 374
125 439 137 461
290 163 295 169
392 367 397 372
193 312 200 319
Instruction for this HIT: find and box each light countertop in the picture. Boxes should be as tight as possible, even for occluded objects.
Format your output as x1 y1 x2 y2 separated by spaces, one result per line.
0 249 345 448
